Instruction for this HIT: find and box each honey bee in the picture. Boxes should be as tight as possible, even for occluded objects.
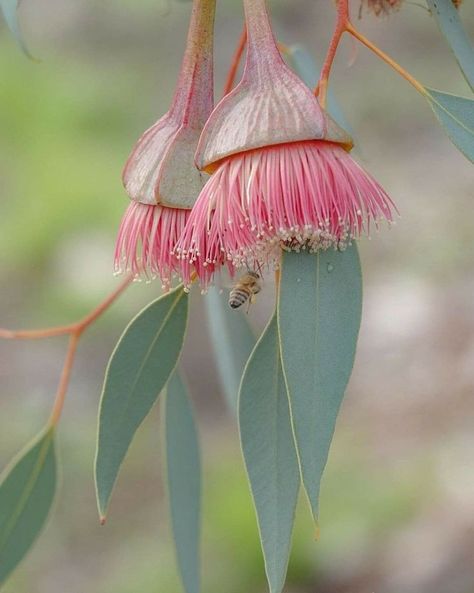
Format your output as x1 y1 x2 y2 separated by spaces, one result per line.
228 271 262 311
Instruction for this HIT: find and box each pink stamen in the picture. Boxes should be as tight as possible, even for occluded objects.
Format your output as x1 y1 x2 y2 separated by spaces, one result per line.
115 202 190 289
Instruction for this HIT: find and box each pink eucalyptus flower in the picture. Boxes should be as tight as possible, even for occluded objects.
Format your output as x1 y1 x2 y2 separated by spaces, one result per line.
175 0 396 288
115 0 217 288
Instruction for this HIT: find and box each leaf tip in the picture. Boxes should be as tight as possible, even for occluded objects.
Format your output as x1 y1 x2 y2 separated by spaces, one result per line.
99 516 107 526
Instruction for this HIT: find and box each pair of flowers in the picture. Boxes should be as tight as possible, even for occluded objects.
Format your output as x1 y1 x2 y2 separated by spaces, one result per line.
115 0 395 290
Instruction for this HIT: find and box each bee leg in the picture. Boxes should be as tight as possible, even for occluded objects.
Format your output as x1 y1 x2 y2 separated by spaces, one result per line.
246 297 253 315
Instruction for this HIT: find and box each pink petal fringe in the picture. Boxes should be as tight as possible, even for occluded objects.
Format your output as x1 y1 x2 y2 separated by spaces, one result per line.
115 202 190 289
175 140 397 287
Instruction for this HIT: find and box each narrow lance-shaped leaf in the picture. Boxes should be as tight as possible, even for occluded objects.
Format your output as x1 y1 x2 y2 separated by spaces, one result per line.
278 247 362 521
95 286 188 520
0 428 57 585
0 0 35 59
287 44 354 137
164 372 201 593
205 286 256 412
239 315 300 593
425 0 474 91
425 87 474 162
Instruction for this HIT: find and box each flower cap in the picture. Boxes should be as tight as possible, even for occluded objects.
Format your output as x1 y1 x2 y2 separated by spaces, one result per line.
123 0 215 207
195 0 352 172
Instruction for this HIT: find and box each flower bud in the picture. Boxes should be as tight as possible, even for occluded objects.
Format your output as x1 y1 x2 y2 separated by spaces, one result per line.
123 0 215 207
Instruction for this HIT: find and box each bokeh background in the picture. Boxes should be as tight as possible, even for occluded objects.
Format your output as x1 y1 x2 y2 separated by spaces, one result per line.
1 0 473 591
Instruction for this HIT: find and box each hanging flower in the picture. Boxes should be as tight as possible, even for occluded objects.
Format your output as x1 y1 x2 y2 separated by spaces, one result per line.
115 0 217 289
175 0 396 288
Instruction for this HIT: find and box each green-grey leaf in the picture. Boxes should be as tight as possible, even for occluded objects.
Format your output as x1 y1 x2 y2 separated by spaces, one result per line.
0 0 35 59
425 0 474 90
164 372 201 593
287 44 354 137
0 428 56 585
278 247 362 520
239 315 300 593
425 87 474 162
205 286 256 413
95 286 188 520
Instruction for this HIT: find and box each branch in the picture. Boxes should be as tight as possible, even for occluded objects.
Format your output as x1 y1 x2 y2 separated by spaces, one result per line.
315 0 427 108
48 333 80 426
0 273 134 340
1 273 134 425
315 0 349 108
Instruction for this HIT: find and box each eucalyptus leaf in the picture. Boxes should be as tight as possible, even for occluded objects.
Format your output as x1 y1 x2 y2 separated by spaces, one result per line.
95 286 188 520
205 286 256 412
278 247 362 520
288 44 354 136
426 0 474 90
0 0 35 59
239 315 300 593
425 87 474 162
164 372 201 593
0 428 56 585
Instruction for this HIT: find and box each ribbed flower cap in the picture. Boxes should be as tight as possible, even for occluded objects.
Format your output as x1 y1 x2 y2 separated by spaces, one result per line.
194 0 352 173
123 0 215 208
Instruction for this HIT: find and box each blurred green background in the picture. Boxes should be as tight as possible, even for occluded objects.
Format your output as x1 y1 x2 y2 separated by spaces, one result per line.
1 0 473 592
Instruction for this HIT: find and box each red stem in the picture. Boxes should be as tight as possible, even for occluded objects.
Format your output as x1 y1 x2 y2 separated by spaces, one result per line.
223 27 247 96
